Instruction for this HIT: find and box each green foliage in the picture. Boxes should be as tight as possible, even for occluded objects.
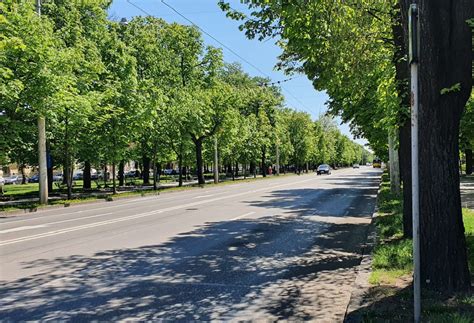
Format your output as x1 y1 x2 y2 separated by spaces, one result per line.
219 0 398 159
440 83 462 95
1 2 371 185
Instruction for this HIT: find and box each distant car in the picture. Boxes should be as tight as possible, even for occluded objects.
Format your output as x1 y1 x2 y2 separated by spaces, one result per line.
29 174 40 183
317 164 331 175
53 173 63 182
4 175 23 184
353 163 360 168
0 176 4 185
163 169 175 175
125 170 140 178
72 171 83 180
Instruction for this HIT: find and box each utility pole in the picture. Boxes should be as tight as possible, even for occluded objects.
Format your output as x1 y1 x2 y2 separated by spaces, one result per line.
214 136 219 184
276 144 280 176
36 0 48 205
409 4 421 323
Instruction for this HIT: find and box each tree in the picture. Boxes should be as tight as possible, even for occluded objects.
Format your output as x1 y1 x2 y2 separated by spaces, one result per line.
400 0 473 291
0 1 61 170
287 111 313 173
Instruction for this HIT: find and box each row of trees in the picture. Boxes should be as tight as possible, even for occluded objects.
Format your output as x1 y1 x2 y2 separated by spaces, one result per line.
218 0 474 292
0 0 370 199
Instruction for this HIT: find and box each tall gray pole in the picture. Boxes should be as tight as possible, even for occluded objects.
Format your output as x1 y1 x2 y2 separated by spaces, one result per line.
214 136 219 184
36 0 48 205
276 144 280 176
409 4 420 323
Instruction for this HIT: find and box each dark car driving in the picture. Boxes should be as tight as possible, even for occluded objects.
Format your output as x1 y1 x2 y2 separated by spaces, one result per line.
316 164 331 175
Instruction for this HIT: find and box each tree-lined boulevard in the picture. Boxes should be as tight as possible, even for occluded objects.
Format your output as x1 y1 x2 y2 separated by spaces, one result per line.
1 0 473 321
0 168 381 321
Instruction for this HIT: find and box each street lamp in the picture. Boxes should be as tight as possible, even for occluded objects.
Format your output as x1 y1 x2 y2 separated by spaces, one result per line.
119 17 128 26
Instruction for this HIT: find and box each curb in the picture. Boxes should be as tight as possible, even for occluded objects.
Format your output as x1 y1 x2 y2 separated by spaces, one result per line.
343 179 383 322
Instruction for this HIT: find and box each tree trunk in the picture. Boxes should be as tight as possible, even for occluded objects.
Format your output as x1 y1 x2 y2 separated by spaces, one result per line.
112 162 116 194
250 161 255 176
194 138 205 185
118 160 124 186
103 164 108 188
46 141 53 192
466 148 473 175
66 163 73 200
405 0 472 292
214 137 219 184
399 119 413 238
142 155 150 185
388 129 401 195
276 145 280 175
178 153 183 187
261 147 267 177
62 161 68 185
83 160 91 189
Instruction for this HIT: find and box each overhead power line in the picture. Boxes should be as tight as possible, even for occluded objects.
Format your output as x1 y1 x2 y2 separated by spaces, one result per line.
125 0 314 114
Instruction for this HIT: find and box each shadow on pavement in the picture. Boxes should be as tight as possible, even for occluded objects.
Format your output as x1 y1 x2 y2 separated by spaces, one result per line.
0 180 379 320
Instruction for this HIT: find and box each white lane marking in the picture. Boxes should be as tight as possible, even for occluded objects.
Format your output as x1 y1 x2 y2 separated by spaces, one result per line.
0 225 47 234
0 210 164 246
0 176 318 247
0 190 234 226
231 212 255 221
193 194 214 199
45 213 114 226
1 213 114 235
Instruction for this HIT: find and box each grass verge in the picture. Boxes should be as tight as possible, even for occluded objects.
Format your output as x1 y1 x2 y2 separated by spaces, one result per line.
359 171 474 322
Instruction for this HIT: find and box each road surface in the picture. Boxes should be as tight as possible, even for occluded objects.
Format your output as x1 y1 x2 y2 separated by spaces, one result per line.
0 167 381 321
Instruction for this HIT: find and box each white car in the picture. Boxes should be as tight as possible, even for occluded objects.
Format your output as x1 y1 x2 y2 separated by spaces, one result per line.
4 175 23 184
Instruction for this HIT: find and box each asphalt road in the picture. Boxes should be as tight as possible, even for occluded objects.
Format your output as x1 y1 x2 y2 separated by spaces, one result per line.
0 167 382 321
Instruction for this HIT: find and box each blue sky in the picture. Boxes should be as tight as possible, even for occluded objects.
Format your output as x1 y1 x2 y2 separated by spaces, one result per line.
108 0 366 146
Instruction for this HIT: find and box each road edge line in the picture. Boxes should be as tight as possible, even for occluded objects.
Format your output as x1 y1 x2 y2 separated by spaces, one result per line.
343 173 383 322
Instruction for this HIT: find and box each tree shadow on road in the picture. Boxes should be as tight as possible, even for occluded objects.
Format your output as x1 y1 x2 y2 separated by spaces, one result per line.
1 187 378 321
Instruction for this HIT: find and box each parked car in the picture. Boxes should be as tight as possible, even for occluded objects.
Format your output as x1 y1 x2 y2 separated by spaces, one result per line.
29 174 40 183
72 171 83 180
4 175 24 184
125 170 140 178
163 169 175 175
316 164 332 175
53 173 63 182
352 163 360 168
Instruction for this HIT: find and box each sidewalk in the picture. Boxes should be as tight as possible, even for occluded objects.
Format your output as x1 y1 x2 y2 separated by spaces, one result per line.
461 175 474 209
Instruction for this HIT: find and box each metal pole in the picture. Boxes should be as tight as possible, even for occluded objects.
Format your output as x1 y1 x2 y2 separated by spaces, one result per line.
38 117 48 204
36 0 41 15
276 144 280 176
214 137 219 184
409 4 421 323
36 0 48 205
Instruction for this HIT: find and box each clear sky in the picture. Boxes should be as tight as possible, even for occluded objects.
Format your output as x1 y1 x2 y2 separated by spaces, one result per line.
108 0 367 146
